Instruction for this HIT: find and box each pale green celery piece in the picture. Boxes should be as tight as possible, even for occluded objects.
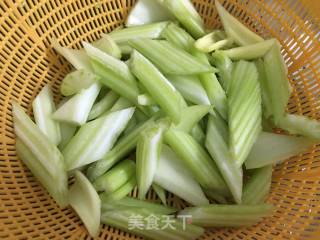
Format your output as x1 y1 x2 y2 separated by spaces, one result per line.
136 125 164 199
129 39 215 75
164 129 227 191
158 0 206 38
152 183 167 205
154 145 209 206
206 115 243 204
210 110 229 144
190 124 206 144
58 122 77 150
130 50 182 123
245 131 316 169
119 43 133 55
101 196 176 215
135 109 150 123
223 39 277 60
110 97 134 112
68 171 101 238
86 116 157 181
16 138 68 208
228 61 262 167
178 204 273 227
125 0 174 26
88 91 119 120
63 107 135 170
53 83 101 125
263 42 292 124
195 30 233 52
215 1 263 46
60 69 99 96
242 165 272 204
93 34 122 59
93 159 135 193
137 93 156 106
99 176 136 202
167 74 211 106
123 115 137 135
205 190 228 204
32 85 61 145
211 50 233 91
108 22 169 44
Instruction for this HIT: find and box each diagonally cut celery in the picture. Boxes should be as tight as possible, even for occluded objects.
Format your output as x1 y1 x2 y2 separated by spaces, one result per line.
58 122 77 150
211 51 233 91
205 190 228 204
110 97 134 112
32 84 61 145
195 30 233 53
137 93 156 106
93 34 122 59
152 183 167 205
88 91 119 120
63 107 135 170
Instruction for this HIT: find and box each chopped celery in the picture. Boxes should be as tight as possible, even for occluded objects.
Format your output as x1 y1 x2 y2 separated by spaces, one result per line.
119 43 133 55
215 0 263 46
158 0 206 38
60 69 99 96
108 22 169 44
32 85 61 145
178 204 273 227
68 171 101 238
126 0 174 26
242 165 272 204
206 115 243 204
88 91 119 120
58 122 77 150
211 51 233 91
195 30 233 52
93 34 121 59
245 132 316 169
130 50 182 123
93 159 135 193
154 145 209 206
228 61 262 167
62 107 135 170
110 97 134 112
164 129 227 191
129 39 215 75
152 184 167 205
137 93 156 106
205 190 228 204
52 83 101 125
190 124 206 144
123 115 138 135
136 125 164 199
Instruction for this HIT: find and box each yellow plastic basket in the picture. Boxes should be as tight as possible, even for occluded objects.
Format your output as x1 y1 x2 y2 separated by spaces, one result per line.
0 0 320 239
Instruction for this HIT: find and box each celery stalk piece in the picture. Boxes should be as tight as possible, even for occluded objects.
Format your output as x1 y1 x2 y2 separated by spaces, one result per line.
93 34 122 59
110 97 134 112
206 115 242 204
195 30 233 53
69 171 100 238
215 0 263 46
210 110 229 144
130 50 182 123
16 138 68 208
263 42 292 124
245 132 316 169
86 116 157 181
108 22 169 44
167 75 211 106
123 115 137 135
228 61 262 167
223 39 277 60
93 159 136 193
63 107 135 170
205 190 228 204
152 184 167 205
32 85 61 145
58 122 77 150
88 91 119 120
126 0 174 26
52 83 101 125
119 43 133 55
164 129 227 191
190 124 206 144
129 39 216 75
60 69 99 96
178 204 273 227
136 125 164 199
137 93 156 106
154 145 209 206
242 166 272 204
211 51 233 91
158 0 206 38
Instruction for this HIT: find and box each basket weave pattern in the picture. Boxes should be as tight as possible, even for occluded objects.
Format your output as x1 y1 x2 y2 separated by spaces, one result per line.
0 0 320 239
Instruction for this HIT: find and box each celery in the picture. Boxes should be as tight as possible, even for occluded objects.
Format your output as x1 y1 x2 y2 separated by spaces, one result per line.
215 0 263 46
88 91 119 120
68 171 101 238
110 97 134 112
93 34 121 59
158 0 206 38
205 190 228 204
58 122 77 150
211 51 233 91
125 0 174 26
62 107 135 170
228 61 262 167
152 184 167 205
52 83 101 125
190 124 206 145
206 115 243 204
137 93 156 106
32 85 61 145
129 39 215 75
154 145 209 206
195 30 233 52
242 166 272 204
130 50 182 122
164 129 227 191
178 204 273 227
119 43 132 55
123 115 137 135
93 159 135 193
60 69 99 96
245 132 316 169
